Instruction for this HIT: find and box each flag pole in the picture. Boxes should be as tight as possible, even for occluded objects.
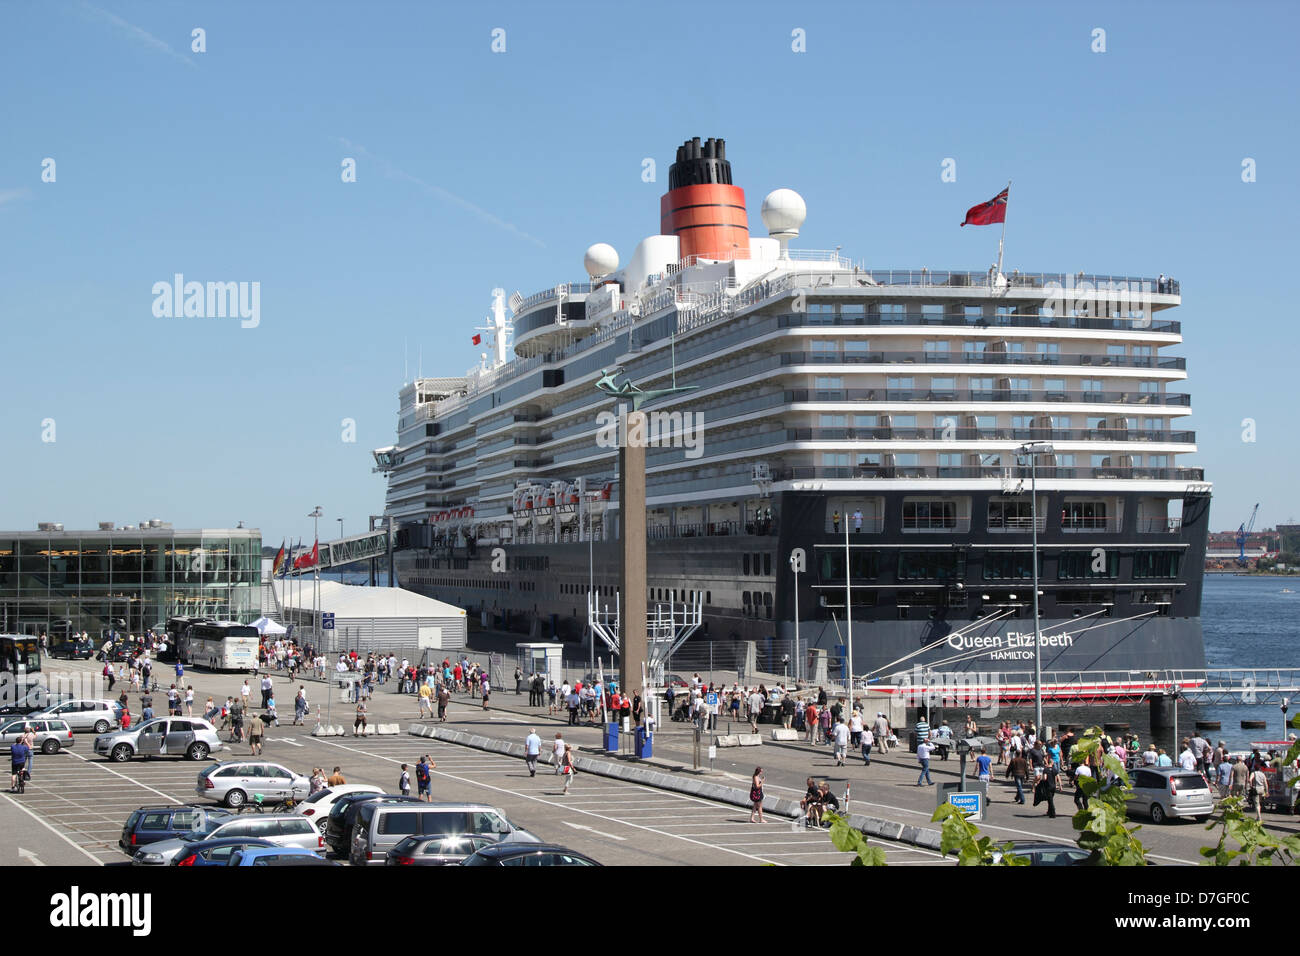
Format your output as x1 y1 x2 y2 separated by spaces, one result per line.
996 180 1011 279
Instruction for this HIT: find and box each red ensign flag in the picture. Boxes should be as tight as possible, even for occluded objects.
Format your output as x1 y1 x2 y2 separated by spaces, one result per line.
472 334 482 345
961 188 1009 227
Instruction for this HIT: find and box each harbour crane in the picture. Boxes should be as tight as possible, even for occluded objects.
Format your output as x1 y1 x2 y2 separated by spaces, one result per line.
1237 503 1260 565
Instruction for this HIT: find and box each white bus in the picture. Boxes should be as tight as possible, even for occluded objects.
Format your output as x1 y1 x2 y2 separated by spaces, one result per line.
181 621 259 672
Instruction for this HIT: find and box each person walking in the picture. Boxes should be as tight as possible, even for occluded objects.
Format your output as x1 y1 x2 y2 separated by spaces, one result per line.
832 716 849 767
352 698 368 737
514 666 523 695
1042 760 1061 819
861 727 874 765
418 681 433 718
398 764 411 797
874 712 890 754
437 683 450 722
481 674 491 710
560 744 575 794
294 687 309 726
327 766 346 787
1007 750 1030 805
260 672 273 709
1073 762 1092 810
748 767 765 823
916 738 934 786
524 728 542 777
247 713 265 756
552 732 566 774
184 685 195 717
1248 765 1269 822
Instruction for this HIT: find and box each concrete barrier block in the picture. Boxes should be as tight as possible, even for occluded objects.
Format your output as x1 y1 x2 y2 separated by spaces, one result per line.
713 735 740 748
376 723 400 735
860 816 884 837
878 821 904 841
769 728 799 741
916 830 944 852
737 734 763 747
408 723 430 737
899 824 921 846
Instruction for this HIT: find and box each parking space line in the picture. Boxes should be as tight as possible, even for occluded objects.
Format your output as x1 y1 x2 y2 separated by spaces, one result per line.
0 793 103 865
310 737 789 865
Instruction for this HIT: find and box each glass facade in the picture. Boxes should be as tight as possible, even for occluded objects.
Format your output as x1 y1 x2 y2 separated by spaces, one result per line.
0 529 261 638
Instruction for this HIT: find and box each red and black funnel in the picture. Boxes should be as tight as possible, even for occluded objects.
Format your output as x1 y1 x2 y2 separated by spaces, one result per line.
659 137 750 262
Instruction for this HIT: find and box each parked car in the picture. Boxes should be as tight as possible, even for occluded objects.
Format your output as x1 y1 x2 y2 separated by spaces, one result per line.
990 841 1093 865
171 837 278 867
350 802 541 866
132 813 322 865
297 784 383 830
48 636 96 660
1126 767 1215 824
461 843 601 866
227 846 331 866
324 793 420 857
32 699 122 735
385 834 498 866
0 717 74 754
195 761 310 809
95 717 223 762
119 805 231 856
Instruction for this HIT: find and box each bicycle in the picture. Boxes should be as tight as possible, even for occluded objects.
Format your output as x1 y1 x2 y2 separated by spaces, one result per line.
235 792 297 813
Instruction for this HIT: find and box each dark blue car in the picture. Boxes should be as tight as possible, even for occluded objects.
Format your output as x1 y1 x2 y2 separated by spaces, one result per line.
173 837 278 867
119 805 232 856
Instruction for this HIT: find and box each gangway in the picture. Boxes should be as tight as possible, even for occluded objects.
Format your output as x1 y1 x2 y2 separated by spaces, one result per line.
588 590 703 687
284 529 393 575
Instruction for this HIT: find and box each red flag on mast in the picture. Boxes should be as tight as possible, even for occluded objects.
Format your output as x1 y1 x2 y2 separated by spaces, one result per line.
472 334 482 346
961 187 1008 227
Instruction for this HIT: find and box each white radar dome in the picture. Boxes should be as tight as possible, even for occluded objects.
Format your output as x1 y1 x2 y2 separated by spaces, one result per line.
760 188 807 239
584 243 619 278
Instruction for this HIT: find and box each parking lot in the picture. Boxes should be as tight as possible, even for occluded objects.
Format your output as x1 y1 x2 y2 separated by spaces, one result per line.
1 730 950 866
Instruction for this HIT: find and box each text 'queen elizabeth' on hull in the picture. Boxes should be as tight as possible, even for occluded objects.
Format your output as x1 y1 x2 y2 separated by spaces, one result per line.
375 136 1210 684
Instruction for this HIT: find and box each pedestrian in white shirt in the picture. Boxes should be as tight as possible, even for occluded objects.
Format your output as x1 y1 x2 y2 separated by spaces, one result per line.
1178 746 1198 771
832 718 850 766
552 732 566 773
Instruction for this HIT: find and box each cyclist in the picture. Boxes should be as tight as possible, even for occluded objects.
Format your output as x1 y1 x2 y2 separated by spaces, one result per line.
10 738 30 793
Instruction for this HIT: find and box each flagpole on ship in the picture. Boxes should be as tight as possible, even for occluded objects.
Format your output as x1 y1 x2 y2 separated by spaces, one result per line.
996 180 1011 282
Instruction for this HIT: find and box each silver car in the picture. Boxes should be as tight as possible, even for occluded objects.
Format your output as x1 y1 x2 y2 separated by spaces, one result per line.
1126 766 1215 823
94 717 223 763
196 761 310 809
132 813 322 865
0 717 75 754
33 699 122 735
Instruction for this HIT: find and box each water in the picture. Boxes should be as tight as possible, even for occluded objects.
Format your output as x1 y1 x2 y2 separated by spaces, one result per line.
987 575 1300 752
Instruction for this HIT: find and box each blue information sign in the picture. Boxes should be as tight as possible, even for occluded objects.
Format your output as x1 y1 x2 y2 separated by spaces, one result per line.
948 791 982 815
321 613 335 630
706 692 719 706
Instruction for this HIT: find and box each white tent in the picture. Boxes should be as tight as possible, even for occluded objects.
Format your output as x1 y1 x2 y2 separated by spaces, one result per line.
250 616 287 636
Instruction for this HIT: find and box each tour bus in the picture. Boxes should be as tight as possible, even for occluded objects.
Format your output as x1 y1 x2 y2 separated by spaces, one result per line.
0 635 45 711
179 621 259 672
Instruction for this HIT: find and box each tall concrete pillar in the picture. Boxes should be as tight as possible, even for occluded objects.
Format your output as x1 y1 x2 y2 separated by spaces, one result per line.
620 409 648 713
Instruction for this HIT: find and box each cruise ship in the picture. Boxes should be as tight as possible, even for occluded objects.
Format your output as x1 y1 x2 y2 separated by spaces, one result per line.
374 136 1210 682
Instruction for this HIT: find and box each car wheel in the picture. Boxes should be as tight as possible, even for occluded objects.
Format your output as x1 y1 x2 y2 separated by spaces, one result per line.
93 720 110 734
41 739 59 755
110 744 132 762
1150 803 1167 824
187 742 209 761
225 789 247 809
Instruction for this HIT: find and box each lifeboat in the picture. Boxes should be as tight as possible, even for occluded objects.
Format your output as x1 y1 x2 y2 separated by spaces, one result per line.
558 481 580 525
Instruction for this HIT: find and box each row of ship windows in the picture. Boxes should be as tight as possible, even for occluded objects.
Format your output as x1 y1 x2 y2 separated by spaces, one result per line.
801 341 1156 357
822 453 1173 468
799 303 1148 320
813 550 1181 582
412 577 537 592
812 376 1165 392
816 414 1170 430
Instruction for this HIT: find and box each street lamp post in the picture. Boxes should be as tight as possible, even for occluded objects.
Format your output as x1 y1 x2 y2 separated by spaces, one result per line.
1018 442 1053 734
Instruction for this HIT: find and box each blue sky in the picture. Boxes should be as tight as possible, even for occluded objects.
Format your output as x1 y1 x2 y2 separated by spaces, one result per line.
1 0 1296 545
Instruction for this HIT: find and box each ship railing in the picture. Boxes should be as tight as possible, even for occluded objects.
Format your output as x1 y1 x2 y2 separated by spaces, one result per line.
776 312 1180 335
986 516 1048 533
1061 516 1123 532
774 465 1205 482
784 427 1195 445
777 350 1186 371
1136 517 1183 533
784 387 1191 407
515 282 593 314
775 269 1177 295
